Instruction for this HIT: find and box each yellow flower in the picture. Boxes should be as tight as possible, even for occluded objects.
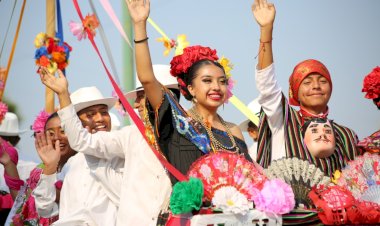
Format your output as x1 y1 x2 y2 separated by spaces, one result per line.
219 56 233 79
157 34 189 56
174 34 189 56
156 37 174 56
47 61 58 74
34 32 47 48
331 170 341 184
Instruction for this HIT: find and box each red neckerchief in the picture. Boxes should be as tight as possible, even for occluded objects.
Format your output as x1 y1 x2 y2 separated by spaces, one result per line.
299 106 329 125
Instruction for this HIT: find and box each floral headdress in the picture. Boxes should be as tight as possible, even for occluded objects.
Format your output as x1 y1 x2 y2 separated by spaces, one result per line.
31 110 51 133
362 66 380 108
169 45 234 102
34 33 72 74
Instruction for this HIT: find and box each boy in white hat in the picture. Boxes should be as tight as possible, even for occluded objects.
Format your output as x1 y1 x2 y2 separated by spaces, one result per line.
39 66 175 226
33 86 124 226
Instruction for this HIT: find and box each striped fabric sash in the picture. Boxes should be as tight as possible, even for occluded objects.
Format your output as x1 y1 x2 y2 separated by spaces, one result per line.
256 95 360 176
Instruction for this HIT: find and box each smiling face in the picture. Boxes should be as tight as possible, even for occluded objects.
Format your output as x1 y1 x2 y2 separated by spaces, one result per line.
45 116 73 158
77 104 111 133
187 64 227 109
303 119 336 158
298 73 332 114
133 90 146 118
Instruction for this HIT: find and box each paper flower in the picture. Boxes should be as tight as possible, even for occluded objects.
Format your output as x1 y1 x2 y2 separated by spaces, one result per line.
111 91 126 117
219 56 233 79
174 34 190 56
69 21 86 41
34 32 47 48
225 78 235 103
32 110 51 133
253 179 295 214
69 14 99 41
157 37 176 56
170 177 203 215
83 14 99 36
34 33 72 74
212 186 251 215
331 170 341 184
0 102 8 124
362 66 380 99
157 34 189 57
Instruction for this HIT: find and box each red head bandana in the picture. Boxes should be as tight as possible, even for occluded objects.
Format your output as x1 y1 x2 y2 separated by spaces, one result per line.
289 59 332 106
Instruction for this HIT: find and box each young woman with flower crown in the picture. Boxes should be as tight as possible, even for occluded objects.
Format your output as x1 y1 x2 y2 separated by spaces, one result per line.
5 112 76 226
127 0 252 182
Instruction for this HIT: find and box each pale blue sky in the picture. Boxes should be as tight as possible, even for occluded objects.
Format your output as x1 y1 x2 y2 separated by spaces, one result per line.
1 0 379 162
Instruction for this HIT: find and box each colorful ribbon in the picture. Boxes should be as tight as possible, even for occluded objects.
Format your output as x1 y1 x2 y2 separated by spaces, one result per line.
89 0 121 85
229 95 259 126
0 0 18 64
99 0 133 48
0 0 26 101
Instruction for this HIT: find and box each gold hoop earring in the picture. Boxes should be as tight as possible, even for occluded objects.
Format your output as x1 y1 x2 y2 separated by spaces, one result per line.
192 96 197 104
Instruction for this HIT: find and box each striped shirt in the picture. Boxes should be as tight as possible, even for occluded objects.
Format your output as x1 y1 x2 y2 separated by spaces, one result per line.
255 64 360 177
257 96 360 176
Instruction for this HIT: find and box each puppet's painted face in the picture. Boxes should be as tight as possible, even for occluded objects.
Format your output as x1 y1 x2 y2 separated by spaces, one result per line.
304 119 336 158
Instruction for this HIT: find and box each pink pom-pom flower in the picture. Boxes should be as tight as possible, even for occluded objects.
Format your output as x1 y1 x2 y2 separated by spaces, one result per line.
32 110 51 133
0 102 8 124
69 21 86 41
253 179 295 214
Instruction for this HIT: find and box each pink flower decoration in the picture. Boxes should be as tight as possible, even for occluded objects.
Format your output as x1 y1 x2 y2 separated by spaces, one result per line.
69 21 86 41
0 102 8 124
26 167 42 190
55 180 63 190
224 78 235 103
253 179 295 214
112 90 126 117
32 110 51 133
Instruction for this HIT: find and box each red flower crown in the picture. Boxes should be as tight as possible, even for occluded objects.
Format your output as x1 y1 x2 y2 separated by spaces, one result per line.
170 45 219 78
362 66 380 99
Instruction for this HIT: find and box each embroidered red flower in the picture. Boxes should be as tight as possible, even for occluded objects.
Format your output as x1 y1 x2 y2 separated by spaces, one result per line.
362 66 380 99
170 45 218 77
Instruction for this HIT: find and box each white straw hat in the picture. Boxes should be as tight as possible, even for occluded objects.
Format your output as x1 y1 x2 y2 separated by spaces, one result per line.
70 86 117 113
238 98 261 132
0 112 26 136
124 64 179 99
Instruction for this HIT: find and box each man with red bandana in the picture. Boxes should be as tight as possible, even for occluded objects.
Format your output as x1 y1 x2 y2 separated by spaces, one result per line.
251 0 360 176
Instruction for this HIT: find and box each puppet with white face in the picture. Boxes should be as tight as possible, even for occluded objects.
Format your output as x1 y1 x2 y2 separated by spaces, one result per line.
302 118 336 158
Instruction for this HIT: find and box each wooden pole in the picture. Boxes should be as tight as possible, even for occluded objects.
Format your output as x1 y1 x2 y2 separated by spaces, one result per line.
45 0 56 113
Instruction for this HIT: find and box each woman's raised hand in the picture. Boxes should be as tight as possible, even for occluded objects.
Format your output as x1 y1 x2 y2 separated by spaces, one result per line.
35 132 61 174
252 0 276 29
126 0 150 24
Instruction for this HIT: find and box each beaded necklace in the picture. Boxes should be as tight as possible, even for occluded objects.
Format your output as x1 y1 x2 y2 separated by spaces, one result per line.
188 107 239 153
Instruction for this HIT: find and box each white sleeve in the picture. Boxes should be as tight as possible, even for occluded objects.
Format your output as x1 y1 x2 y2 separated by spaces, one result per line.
255 64 287 160
32 174 59 218
255 64 284 133
58 104 126 160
